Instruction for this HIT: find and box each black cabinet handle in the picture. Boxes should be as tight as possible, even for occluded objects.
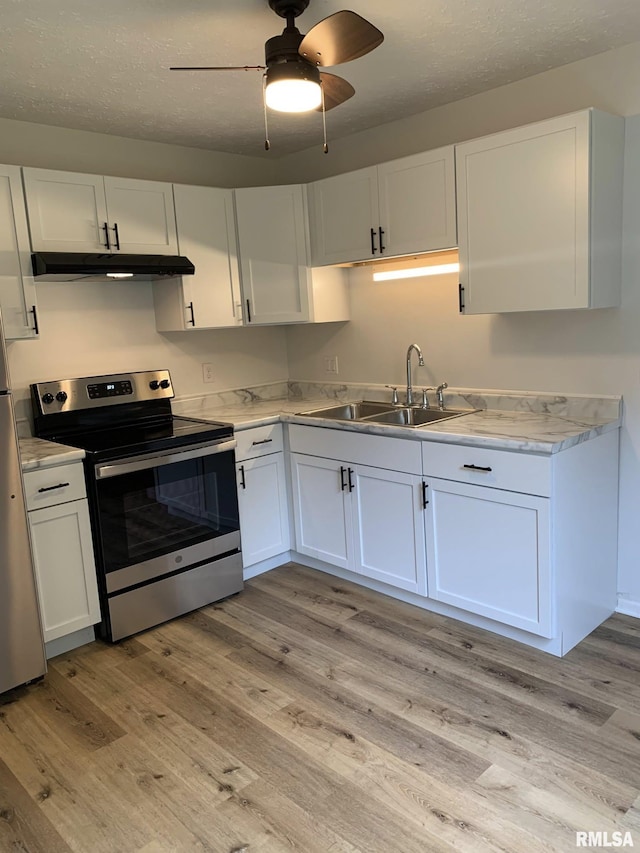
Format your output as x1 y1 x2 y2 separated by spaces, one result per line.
112 222 121 250
246 298 252 323
340 466 347 491
186 301 195 326
30 305 39 336
370 227 378 255
422 481 429 508
252 439 273 446
239 464 246 489
347 467 354 492
103 222 111 250
38 483 70 493
462 464 492 473
379 226 385 254
458 283 465 313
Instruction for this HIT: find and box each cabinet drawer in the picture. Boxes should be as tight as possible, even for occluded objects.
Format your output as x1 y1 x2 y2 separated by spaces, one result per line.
235 423 284 461
24 463 87 510
289 424 421 474
422 442 550 497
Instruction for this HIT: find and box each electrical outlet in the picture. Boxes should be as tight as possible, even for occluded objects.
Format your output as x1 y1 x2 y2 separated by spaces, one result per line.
202 363 215 383
324 356 339 374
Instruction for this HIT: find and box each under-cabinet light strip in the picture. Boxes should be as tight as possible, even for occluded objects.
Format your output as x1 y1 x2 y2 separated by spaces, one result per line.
373 262 460 282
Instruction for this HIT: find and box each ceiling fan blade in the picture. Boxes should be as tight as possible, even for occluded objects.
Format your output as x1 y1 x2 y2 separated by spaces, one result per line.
299 11 383 67
318 72 355 111
169 65 265 71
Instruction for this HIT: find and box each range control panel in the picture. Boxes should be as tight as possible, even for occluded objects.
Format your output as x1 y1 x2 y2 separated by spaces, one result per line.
31 370 173 415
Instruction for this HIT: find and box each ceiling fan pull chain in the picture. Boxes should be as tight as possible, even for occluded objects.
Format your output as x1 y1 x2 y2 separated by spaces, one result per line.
262 74 271 151
321 84 328 154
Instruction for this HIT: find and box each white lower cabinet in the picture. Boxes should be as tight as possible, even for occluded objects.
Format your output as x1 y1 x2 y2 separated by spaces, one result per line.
235 425 290 569
24 465 100 644
289 426 427 595
424 478 552 637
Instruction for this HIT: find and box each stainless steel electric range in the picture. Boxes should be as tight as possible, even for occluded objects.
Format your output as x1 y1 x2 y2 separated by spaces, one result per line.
31 370 242 642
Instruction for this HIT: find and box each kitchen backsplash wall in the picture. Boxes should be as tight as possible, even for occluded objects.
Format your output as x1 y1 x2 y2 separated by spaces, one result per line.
8 279 289 426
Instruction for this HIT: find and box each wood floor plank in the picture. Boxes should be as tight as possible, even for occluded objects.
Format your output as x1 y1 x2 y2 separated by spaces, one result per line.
0 562 638 851
0 757 73 853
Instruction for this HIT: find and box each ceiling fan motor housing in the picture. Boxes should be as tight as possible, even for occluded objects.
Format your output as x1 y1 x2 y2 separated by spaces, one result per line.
268 0 310 19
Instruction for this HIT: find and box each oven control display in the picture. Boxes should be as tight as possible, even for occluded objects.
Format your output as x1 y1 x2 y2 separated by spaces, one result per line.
87 380 133 399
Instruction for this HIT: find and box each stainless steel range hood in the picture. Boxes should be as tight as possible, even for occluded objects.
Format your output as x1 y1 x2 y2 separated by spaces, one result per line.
31 252 195 282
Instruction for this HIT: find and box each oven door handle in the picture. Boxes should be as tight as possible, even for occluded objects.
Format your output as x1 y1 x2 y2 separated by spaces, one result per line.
94 438 237 480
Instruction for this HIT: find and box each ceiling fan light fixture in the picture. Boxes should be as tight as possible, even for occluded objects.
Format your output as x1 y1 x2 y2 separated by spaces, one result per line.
265 62 322 112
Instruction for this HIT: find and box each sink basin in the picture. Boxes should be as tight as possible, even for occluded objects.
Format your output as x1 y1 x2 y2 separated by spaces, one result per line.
298 400 478 428
298 401 395 421
362 407 478 427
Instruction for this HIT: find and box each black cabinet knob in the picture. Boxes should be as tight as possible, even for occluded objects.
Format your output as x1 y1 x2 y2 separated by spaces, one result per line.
42 393 54 405
56 391 68 403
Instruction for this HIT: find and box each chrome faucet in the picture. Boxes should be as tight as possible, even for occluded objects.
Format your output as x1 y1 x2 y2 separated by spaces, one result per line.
405 343 425 406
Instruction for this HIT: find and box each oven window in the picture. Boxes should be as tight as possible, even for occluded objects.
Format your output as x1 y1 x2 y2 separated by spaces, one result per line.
96 451 239 573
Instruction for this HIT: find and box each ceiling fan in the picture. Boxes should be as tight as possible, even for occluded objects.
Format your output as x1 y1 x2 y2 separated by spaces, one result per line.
170 0 384 152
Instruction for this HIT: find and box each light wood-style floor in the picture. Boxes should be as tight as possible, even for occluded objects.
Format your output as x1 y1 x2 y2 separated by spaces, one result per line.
1 563 639 852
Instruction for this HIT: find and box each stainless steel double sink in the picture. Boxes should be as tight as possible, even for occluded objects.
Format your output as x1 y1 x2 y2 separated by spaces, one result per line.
297 400 478 429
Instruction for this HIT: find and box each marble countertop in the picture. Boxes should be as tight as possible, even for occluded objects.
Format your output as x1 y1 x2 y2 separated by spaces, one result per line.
19 437 85 471
177 397 621 454
19 384 622 467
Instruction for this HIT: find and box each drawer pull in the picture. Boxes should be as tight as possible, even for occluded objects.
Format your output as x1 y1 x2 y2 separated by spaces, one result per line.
340 466 347 491
347 467 355 492
38 482 70 493
462 464 492 473
421 481 429 508
251 438 273 446
239 465 246 490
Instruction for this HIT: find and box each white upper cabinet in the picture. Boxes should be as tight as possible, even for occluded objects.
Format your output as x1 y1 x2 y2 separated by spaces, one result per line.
22 168 178 255
456 109 625 313
235 183 311 325
0 165 39 339
308 147 457 265
154 184 242 331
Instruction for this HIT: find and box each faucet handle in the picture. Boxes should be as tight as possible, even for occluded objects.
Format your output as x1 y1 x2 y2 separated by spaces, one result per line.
436 382 449 410
385 385 400 406
420 388 431 409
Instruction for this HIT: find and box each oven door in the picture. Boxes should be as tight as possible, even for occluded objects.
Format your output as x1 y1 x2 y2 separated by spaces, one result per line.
93 438 240 594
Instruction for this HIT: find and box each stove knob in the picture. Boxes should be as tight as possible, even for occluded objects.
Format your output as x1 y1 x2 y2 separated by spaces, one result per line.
56 391 68 404
160 379 171 389
149 380 160 390
42 392 54 405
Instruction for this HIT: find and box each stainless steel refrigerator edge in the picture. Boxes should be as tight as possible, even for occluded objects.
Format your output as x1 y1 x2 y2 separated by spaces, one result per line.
0 309 46 694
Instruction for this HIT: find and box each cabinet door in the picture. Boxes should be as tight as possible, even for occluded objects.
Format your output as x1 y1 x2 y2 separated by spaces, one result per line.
290 452 351 569
237 454 290 568
0 165 38 339
235 184 310 324
308 167 378 265
23 167 109 252
351 465 427 595
104 176 178 255
425 477 553 637
377 147 457 257
154 184 242 330
456 112 591 313
28 499 101 643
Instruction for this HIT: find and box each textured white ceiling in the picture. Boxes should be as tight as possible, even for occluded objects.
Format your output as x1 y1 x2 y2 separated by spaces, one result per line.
2 0 640 158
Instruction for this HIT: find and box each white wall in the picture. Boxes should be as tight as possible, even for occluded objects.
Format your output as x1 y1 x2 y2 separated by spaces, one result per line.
8 280 288 423
0 116 276 188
